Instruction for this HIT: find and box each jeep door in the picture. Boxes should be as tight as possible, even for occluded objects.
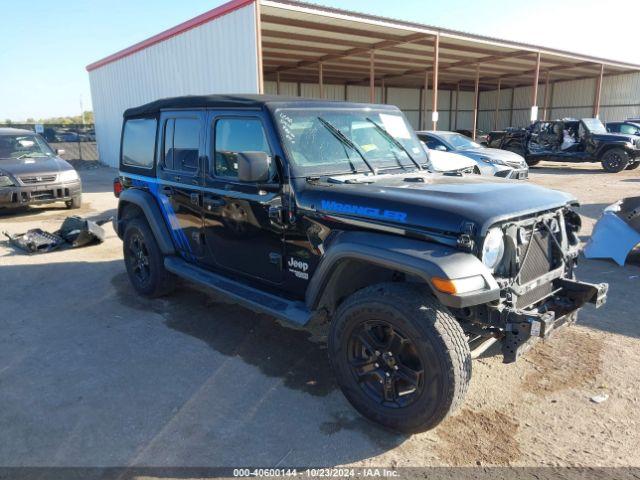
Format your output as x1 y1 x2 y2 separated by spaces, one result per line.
156 111 206 260
201 112 284 284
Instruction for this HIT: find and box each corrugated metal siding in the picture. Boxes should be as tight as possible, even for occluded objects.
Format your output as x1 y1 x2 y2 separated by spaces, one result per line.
89 4 259 168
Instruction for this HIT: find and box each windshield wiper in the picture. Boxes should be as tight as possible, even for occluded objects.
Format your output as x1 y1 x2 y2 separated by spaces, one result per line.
364 118 422 170
317 117 377 175
15 153 47 160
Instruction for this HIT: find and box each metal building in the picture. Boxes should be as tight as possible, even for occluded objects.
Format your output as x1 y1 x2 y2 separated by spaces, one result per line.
87 0 640 167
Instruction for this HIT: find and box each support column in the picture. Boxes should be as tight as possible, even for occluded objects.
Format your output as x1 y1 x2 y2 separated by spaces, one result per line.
276 71 281 95
531 51 541 121
509 88 515 126
472 65 480 140
542 71 550 120
594 64 605 118
494 78 501 131
319 63 324 99
454 82 460 130
254 0 264 94
422 71 429 130
431 33 440 130
381 78 386 103
369 50 375 103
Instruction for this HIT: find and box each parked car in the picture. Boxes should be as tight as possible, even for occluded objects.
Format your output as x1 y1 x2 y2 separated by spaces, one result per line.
491 118 640 172
607 121 640 137
0 128 82 209
455 128 489 146
57 131 81 142
417 131 529 179
114 95 607 433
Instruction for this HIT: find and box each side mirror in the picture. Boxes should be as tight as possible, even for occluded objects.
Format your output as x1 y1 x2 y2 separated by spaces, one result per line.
435 145 447 152
237 151 272 183
56 149 65 156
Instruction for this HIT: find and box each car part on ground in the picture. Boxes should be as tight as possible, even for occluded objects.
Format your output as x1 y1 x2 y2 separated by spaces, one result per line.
3 215 110 254
0 128 83 209
417 131 529 179
114 94 608 433
584 197 640 266
489 118 640 172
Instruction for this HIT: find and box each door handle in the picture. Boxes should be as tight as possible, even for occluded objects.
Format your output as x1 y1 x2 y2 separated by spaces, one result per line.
160 186 174 197
190 193 199 206
203 196 226 211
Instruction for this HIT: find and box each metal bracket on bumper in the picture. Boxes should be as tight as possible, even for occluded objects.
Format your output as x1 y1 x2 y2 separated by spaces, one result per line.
501 279 608 363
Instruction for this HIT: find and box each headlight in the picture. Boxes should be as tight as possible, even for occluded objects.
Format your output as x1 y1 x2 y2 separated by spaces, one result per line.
480 156 508 166
58 169 79 182
481 228 505 271
0 175 14 187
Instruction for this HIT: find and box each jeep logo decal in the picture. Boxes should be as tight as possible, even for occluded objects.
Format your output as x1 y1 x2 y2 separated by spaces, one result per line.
287 257 309 280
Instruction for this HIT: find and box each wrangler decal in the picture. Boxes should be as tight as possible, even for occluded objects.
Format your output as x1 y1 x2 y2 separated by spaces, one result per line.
320 200 408 224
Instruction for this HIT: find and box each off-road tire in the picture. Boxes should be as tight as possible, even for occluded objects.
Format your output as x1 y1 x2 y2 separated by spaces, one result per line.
328 282 471 433
123 217 174 298
626 161 640 170
524 157 541 167
65 195 82 209
601 148 629 173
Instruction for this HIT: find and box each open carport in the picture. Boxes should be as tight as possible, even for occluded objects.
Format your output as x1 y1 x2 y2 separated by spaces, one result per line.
87 0 640 167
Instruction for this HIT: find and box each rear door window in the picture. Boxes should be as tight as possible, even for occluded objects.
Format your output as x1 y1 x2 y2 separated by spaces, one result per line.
121 118 157 168
162 118 200 172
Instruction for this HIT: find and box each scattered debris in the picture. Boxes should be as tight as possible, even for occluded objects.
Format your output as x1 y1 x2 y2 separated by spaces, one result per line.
590 393 609 404
584 196 640 265
3 215 110 254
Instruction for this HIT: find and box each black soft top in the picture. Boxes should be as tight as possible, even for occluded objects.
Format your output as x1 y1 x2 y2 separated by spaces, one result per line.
123 94 399 118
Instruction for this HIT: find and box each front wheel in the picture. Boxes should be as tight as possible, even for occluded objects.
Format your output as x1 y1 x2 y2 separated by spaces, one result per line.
328 283 471 433
601 148 629 173
65 195 82 209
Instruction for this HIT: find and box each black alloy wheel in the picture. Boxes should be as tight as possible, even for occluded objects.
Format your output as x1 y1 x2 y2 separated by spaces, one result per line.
347 321 424 408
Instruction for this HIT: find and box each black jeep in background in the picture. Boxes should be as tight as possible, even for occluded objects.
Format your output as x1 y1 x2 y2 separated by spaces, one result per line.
114 95 607 432
489 118 640 172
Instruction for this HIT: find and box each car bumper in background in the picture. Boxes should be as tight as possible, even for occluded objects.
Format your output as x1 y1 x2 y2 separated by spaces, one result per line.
0 180 82 208
494 167 529 180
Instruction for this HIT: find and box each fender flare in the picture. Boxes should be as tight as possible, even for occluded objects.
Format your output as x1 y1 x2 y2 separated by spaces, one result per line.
305 231 500 310
116 189 176 255
595 142 632 159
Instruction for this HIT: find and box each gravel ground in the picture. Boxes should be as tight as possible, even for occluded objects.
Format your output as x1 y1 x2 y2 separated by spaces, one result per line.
0 161 638 469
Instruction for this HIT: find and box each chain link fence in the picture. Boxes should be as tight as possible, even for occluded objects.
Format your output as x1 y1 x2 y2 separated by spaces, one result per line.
2 123 99 163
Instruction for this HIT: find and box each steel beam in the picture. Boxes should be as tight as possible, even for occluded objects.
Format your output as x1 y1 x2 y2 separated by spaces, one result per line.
473 64 480 140
594 64 605 118
432 33 440 130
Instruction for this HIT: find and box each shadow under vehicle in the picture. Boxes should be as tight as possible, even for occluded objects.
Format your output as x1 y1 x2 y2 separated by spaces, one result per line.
489 118 640 172
0 128 82 210
112 95 607 433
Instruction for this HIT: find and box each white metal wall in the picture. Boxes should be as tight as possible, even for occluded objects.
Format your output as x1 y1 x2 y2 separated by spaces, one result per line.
477 71 640 131
89 4 259 168
265 70 640 135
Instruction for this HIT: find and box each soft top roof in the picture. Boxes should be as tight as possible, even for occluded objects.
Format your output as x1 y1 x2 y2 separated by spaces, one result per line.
123 94 398 118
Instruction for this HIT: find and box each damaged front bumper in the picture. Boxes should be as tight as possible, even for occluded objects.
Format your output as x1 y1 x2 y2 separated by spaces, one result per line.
499 278 608 363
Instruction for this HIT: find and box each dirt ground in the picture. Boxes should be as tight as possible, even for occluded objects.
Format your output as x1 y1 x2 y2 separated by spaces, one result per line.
0 161 638 469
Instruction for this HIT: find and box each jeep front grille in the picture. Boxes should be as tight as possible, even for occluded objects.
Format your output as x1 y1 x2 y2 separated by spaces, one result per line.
20 175 57 184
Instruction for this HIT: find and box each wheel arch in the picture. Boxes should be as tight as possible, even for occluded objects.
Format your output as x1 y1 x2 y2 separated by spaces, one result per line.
305 231 499 315
116 189 175 255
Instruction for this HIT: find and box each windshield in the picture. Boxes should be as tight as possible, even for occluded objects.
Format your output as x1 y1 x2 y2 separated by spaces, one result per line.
582 118 607 134
438 133 482 150
274 108 428 176
0 134 55 160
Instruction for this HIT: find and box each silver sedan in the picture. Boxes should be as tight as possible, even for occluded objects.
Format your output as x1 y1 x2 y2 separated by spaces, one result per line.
417 130 529 180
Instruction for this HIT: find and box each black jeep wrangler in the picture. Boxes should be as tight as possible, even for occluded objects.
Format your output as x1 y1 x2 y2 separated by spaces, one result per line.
491 118 640 172
114 95 607 432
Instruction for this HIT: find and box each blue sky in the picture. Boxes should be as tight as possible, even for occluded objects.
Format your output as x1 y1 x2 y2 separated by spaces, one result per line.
1 0 637 121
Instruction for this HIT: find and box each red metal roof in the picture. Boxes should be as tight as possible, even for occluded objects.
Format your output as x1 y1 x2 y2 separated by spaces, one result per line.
86 0 255 72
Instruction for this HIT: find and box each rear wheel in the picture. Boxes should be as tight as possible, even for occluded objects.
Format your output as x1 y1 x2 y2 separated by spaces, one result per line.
601 148 629 173
328 283 471 433
123 217 174 297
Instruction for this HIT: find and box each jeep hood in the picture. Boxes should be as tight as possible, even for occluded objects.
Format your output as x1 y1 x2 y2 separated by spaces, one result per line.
0 156 72 176
298 173 575 237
